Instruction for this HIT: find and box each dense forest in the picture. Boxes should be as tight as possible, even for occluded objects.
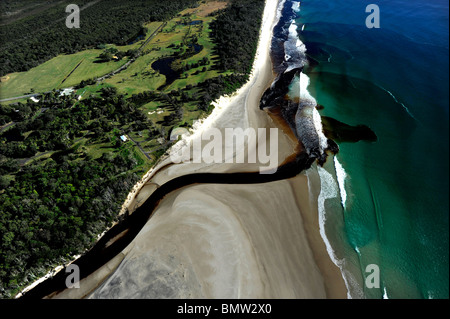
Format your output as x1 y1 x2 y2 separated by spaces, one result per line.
210 0 264 76
0 0 267 298
0 0 197 76
0 89 158 297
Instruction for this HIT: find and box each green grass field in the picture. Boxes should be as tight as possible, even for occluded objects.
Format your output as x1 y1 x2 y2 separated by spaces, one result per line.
106 9 227 96
0 22 163 100
0 50 128 99
0 7 225 101
116 21 165 52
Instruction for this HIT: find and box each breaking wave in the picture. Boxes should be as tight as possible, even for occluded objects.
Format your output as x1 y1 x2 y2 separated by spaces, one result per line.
334 156 348 209
264 0 329 158
284 21 307 72
271 0 359 299
315 165 360 299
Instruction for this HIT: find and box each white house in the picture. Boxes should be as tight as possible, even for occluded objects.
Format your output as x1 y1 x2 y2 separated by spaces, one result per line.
59 88 75 97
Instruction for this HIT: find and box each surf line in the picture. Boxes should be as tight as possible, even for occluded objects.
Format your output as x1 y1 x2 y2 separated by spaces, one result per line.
377 84 420 124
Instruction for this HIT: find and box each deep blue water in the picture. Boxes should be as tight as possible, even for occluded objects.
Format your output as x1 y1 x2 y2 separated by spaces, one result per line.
274 0 449 298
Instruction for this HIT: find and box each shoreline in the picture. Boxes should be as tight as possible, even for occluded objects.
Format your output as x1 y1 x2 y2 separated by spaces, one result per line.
19 0 348 299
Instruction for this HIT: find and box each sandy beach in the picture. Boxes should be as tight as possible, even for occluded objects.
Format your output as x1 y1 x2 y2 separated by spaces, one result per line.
40 0 347 299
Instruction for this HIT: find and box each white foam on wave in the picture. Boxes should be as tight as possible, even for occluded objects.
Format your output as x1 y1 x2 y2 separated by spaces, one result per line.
383 286 389 299
378 85 419 123
316 166 352 299
299 72 329 152
298 72 313 100
284 18 307 72
287 21 302 49
276 0 287 22
316 164 366 299
334 156 348 209
292 1 301 12
317 167 338 258
288 21 306 52
289 20 298 36
312 108 329 152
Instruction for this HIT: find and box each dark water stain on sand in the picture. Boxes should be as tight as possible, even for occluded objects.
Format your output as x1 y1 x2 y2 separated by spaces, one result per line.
321 116 377 144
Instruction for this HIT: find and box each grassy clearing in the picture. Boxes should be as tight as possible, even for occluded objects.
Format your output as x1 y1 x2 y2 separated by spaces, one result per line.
104 52 168 97
0 50 128 99
108 2 227 96
1 2 227 102
181 0 228 17
0 22 164 100
115 22 165 52
1 97 29 105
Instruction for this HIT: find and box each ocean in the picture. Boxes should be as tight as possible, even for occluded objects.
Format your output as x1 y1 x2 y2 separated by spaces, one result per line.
270 0 449 298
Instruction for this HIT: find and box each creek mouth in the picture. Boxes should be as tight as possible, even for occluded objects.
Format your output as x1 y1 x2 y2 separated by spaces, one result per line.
20 149 326 299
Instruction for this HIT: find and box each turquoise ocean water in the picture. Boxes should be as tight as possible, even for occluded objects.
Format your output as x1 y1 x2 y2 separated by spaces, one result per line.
278 0 448 298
